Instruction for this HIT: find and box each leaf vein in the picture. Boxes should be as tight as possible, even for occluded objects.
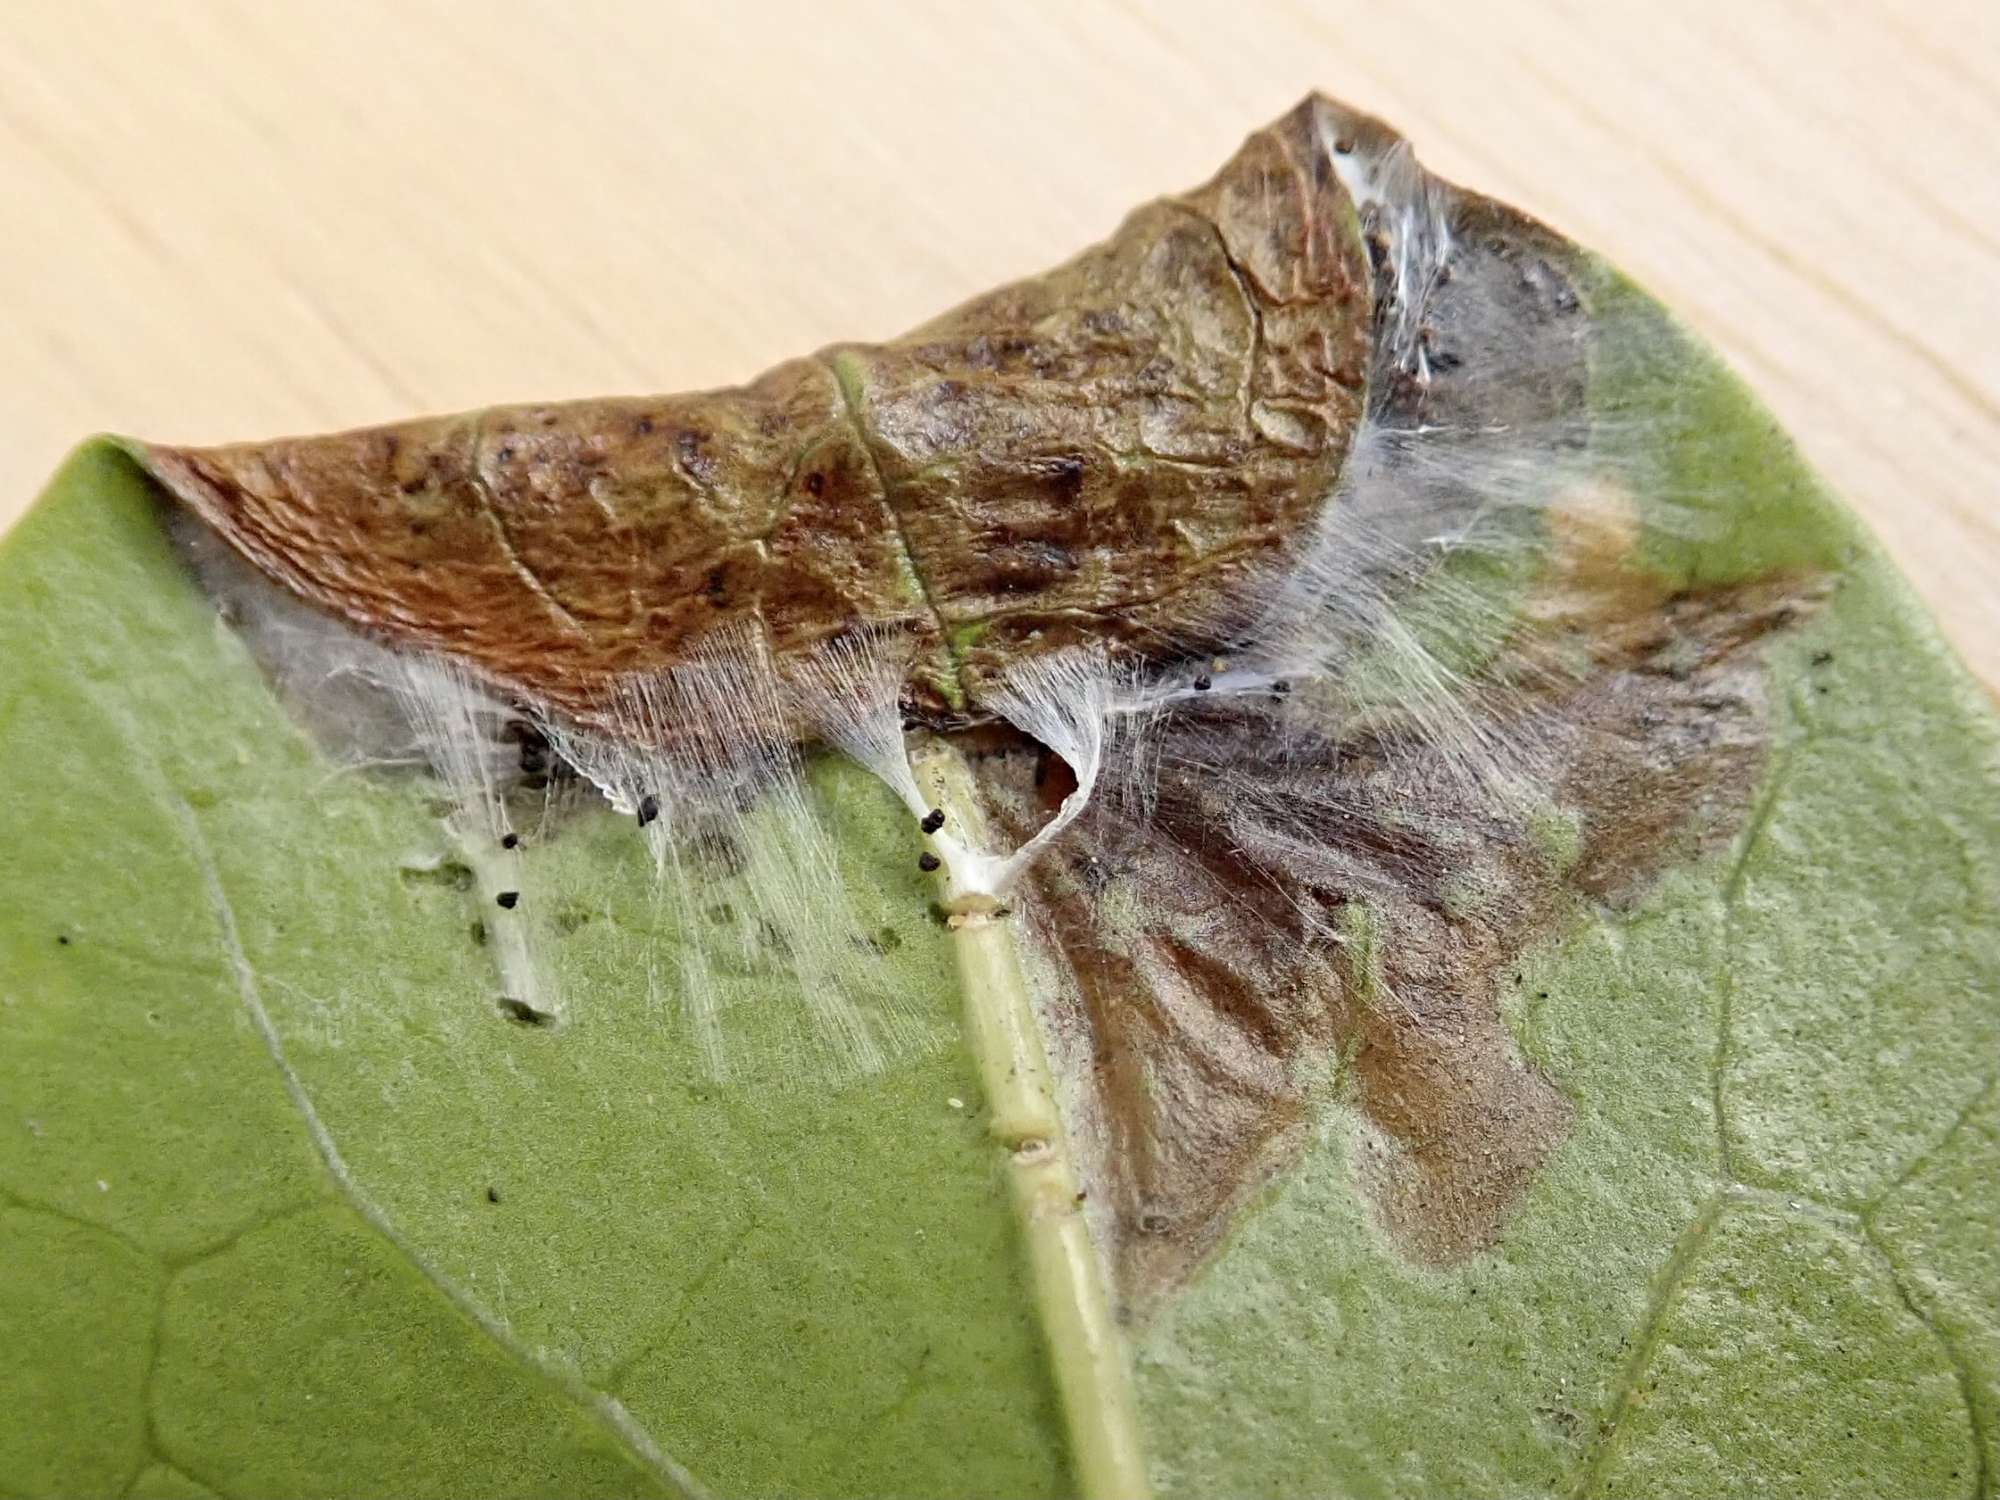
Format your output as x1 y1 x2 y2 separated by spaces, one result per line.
1712 746 1797 1181
1568 1189 1729 1498
1862 1224 1992 1500
167 784 710 1500
1863 1070 1999 1223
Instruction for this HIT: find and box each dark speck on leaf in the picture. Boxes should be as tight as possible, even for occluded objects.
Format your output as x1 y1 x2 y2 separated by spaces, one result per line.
56 934 70 946
1193 674 1213 691
486 1186 501 1204
920 808 945 834
495 445 515 464
1272 679 1292 696
497 997 552 1026
496 891 520 910
804 471 825 498
501 832 519 850
918 852 942 873
637 793 661 827
1811 650 1834 667
1040 455 1085 498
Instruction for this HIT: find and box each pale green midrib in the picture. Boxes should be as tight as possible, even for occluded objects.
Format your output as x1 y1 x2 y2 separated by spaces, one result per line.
76 665 710 1500
917 742 1151 1500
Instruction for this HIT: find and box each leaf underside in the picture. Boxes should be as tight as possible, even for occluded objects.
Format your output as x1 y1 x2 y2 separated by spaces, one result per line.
4 93 1998 1500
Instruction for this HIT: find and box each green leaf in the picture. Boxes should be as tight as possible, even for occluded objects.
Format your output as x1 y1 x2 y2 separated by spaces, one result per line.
5 97 1998 1500
0 444 1068 1497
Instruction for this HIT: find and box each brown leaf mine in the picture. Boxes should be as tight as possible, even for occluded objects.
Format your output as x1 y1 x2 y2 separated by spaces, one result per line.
992 543 1820 1310
129 93 1825 1313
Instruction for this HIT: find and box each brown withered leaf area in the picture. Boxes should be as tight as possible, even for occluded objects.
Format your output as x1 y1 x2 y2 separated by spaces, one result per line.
987 540 1825 1315
136 95 1373 730
949 116 1830 1307
128 88 1829 1307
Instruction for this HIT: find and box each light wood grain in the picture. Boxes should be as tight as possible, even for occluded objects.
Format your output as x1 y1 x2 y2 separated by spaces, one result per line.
4 1 1996 685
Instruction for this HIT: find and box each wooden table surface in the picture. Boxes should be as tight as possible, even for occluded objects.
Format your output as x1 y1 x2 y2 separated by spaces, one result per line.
4 2 1996 688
